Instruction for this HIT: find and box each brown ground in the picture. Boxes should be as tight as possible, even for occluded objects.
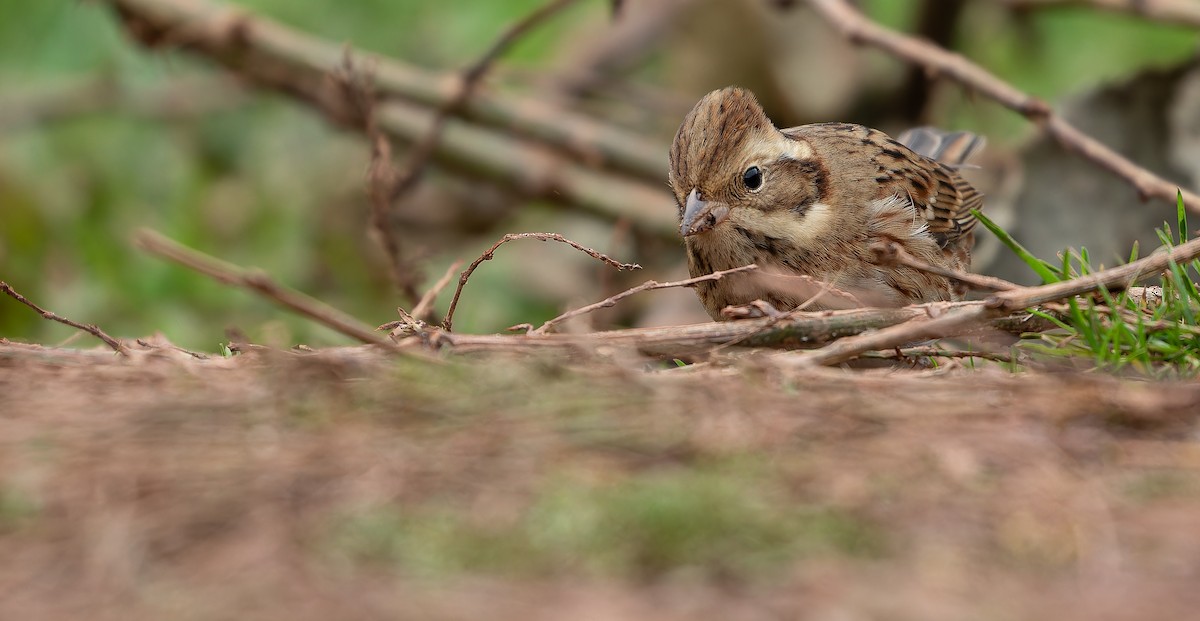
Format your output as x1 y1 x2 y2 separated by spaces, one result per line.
2 340 1199 620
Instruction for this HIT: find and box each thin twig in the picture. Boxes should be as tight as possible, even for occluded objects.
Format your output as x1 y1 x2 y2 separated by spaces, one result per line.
999 0 1200 29
805 0 1200 212
386 0 583 203
135 338 210 359
356 0 582 301
332 53 422 305
861 345 1016 364
532 264 759 334
988 236 1200 311
779 304 995 368
788 232 1200 367
0 281 130 356
133 229 394 348
103 0 677 238
429 301 1059 357
870 240 1020 292
442 232 640 332
412 260 464 322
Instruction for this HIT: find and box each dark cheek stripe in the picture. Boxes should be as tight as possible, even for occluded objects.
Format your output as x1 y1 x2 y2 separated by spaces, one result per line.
769 158 828 215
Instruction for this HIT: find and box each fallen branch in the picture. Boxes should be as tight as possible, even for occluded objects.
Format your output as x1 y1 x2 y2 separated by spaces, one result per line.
0 281 130 356
418 301 1051 358
788 231 1200 367
133 229 394 347
863 344 1016 364
805 0 1200 212
0 75 248 131
101 0 674 221
385 0 583 204
999 0 1200 29
532 264 758 334
442 232 641 332
360 0 582 301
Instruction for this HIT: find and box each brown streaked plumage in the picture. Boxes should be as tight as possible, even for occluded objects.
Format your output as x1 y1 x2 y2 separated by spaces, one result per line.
668 87 985 319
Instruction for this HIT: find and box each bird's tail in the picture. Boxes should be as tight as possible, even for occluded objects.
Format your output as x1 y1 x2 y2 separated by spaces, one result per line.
897 127 985 168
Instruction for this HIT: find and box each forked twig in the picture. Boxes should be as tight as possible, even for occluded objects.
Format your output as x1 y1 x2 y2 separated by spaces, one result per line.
805 0 1200 212
0 281 129 356
532 264 758 334
442 232 640 332
134 229 394 348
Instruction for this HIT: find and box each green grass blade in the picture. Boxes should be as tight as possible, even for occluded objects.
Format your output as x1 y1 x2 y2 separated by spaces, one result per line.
1178 190 1188 244
972 209 1062 283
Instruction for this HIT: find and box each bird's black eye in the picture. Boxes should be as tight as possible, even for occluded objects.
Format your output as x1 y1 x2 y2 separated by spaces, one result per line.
742 166 763 191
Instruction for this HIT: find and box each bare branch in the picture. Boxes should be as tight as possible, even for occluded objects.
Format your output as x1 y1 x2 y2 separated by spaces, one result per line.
100 0 675 234
870 241 1021 292
805 0 1200 212
328 54 423 304
999 0 1200 29
357 0 582 301
424 301 1054 358
861 344 1016 364
387 0 583 201
133 229 394 348
532 264 759 335
788 231 1200 367
0 281 129 356
442 232 641 332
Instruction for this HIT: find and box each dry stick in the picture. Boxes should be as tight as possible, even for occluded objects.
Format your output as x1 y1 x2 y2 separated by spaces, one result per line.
332 55 422 305
532 264 759 335
790 234 1200 367
411 260 464 323
999 0 1200 29
135 338 209 359
0 75 248 132
870 240 1021 292
0 281 130 356
435 301 1059 357
133 229 394 348
806 0 1200 212
102 0 665 184
385 0 582 205
863 345 1015 364
102 0 677 238
364 0 583 300
442 232 641 332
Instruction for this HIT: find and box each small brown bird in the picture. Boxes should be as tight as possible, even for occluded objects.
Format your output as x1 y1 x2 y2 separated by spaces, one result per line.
669 87 985 319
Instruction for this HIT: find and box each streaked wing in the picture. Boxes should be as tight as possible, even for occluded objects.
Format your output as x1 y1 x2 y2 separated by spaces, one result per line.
896 127 985 169
876 130 984 248
782 122 985 250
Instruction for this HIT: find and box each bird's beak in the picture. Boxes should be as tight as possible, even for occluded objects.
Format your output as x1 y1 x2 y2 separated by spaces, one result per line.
680 189 730 237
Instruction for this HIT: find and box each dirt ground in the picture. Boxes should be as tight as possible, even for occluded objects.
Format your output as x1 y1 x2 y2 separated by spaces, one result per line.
2 339 1200 620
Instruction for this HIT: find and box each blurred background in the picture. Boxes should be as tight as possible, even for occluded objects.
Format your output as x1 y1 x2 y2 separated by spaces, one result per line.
2 0 1198 351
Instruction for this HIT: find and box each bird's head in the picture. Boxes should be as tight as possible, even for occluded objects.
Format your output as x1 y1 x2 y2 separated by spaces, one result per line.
668 87 829 240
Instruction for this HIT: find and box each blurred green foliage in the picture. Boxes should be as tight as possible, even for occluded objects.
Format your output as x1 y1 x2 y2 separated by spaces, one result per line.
329 464 883 579
0 0 1195 350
